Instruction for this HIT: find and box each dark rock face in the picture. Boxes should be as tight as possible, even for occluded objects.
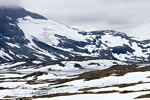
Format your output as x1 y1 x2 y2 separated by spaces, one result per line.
0 7 47 62
112 45 135 54
0 7 46 20
0 7 150 63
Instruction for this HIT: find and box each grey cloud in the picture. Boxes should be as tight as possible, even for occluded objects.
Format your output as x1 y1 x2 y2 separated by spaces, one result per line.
0 0 21 7
21 0 150 24
2 0 150 38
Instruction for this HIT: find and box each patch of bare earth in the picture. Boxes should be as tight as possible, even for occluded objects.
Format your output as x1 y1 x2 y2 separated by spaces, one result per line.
50 64 150 85
135 94 150 99
79 81 150 92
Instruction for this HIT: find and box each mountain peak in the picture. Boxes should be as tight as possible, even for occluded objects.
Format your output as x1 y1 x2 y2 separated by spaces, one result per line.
0 7 150 63
0 6 46 20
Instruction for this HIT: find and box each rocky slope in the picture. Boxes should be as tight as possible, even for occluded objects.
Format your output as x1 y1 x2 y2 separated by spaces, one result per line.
0 7 150 63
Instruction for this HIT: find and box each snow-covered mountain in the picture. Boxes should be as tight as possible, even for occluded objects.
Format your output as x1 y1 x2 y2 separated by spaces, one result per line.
0 7 150 63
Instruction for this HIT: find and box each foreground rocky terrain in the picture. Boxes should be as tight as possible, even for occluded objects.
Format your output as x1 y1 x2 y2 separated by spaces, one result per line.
0 57 150 100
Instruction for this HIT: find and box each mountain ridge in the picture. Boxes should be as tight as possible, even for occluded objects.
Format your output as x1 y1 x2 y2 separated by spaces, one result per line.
0 7 150 63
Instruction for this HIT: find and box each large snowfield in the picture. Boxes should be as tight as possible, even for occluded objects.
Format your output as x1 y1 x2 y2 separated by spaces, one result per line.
0 60 150 100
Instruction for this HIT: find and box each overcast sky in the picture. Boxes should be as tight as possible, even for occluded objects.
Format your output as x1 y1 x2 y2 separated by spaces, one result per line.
1 0 150 40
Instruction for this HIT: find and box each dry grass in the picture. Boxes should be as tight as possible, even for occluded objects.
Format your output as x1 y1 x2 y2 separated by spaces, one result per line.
48 64 150 86
98 89 150 94
53 85 71 88
78 64 150 81
3 96 31 100
0 87 9 90
97 90 118 94
135 93 150 99
22 71 48 79
31 91 118 99
15 98 32 100
2 64 150 99
3 89 150 99
32 92 81 99
31 89 150 99
50 77 81 85
79 81 150 92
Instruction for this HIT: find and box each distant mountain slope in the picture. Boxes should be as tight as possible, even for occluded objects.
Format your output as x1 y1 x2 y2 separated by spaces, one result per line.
0 7 150 63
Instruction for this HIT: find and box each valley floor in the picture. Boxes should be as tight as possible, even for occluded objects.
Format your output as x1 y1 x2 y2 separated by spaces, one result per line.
0 59 150 100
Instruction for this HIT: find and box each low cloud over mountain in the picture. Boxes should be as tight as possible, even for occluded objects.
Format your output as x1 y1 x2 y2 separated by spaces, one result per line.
0 0 21 8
